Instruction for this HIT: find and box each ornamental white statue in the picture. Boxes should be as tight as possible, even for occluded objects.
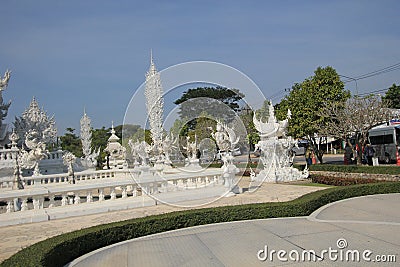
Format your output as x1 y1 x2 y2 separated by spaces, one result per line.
144 51 164 158
252 101 308 183
0 70 11 128
19 129 48 176
80 110 100 169
128 139 151 167
104 123 127 169
212 121 240 196
63 151 76 183
14 97 57 147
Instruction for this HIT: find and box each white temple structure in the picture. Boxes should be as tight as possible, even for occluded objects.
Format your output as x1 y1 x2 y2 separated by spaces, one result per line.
252 101 308 183
104 123 127 169
144 52 164 159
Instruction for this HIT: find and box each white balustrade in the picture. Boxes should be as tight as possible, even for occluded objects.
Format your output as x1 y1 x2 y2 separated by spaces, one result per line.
0 168 224 225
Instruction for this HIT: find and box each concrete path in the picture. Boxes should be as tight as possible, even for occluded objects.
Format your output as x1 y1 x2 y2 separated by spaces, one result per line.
69 194 400 267
0 183 326 263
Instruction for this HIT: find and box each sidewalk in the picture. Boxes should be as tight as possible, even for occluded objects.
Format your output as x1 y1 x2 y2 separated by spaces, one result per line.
69 194 400 267
0 182 325 263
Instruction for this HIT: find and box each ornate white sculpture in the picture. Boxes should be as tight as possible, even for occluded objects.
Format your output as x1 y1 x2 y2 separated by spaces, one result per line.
145 52 164 157
0 70 11 90
19 130 48 176
128 139 151 166
162 132 177 165
212 121 240 153
63 151 76 183
0 70 11 129
14 97 57 147
80 110 100 169
104 123 127 169
212 121 240 196
252 101 307 183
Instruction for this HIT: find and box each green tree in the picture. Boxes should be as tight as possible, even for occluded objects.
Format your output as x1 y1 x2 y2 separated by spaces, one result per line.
239 107 259 152
91 127 110 168
129 128 152 145
383 83 400 109
59 128 83 157
174 86 245 129
319 95 391 165
276 66 350 163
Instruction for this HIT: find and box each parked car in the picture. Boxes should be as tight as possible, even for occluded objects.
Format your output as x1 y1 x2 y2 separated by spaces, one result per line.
291 140 308 156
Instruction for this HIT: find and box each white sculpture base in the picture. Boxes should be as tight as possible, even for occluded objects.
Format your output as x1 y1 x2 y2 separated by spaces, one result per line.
253 166 308 183
183 158 202 171
222 163 240 197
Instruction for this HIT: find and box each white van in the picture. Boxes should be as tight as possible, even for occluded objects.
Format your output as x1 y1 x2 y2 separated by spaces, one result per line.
368 123 400 163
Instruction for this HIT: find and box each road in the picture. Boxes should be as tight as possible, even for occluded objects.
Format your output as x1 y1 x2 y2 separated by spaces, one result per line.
234 153 344 165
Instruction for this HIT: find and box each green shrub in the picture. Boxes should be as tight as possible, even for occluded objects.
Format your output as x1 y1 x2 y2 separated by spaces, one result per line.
2 182 400 267
308 164 400 175
311 175 389 186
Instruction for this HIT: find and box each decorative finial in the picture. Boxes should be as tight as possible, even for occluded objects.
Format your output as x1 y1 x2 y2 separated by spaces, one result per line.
111 121 115 135
150 49 153 65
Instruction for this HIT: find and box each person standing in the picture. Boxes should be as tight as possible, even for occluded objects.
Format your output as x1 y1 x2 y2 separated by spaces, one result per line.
364 143 375 166
305 145 312 166
344 143 353 165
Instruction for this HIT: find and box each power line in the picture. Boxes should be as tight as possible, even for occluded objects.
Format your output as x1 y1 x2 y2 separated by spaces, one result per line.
341 62 400 83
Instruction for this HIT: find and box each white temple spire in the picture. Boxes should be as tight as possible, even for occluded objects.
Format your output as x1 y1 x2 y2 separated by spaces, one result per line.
144 51 164 154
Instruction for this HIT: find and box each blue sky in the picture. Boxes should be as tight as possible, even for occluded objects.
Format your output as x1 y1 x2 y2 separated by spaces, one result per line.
1 1 399 134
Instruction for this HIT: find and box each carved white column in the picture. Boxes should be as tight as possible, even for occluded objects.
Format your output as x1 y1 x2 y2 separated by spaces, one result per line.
121 186 127 199
99 189 105 201
6 200 14 213
21 198 28 211
110 188 116 200
74 193 81 204
33 198 40 210
132 186 137 197
87 191 93 203
48 195 55 208
61 194 68 206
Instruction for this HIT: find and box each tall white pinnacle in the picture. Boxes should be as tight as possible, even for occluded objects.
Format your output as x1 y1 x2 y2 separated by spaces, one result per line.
145 51 164 152
80 110 93 158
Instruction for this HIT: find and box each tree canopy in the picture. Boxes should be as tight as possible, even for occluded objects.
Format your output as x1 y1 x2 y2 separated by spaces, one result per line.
276 66 350 163
174 86 245 129
59 128 83 157
319 95 391 164
383 83 400 109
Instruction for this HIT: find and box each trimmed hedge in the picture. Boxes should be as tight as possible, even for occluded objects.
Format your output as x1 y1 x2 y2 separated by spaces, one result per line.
2 182 400 267
309 164 400 174
293 164 400 175
311 175 389 186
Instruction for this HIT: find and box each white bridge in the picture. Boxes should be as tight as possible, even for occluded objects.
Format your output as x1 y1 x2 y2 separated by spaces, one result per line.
0 167 226 226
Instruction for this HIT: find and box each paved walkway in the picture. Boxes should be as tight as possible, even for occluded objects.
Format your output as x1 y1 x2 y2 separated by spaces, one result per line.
0 182 326 263
69 194 400 267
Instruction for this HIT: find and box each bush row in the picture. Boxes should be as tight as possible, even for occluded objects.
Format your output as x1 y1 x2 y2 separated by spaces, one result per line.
294 164 400 175
310 174 389 186
2 182 400 267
